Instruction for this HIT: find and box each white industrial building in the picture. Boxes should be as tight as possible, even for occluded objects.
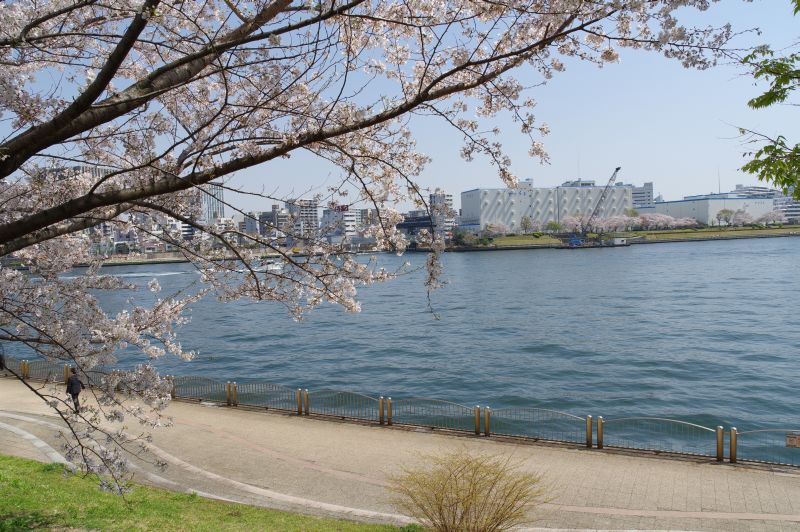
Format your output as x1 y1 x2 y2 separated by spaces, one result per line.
638 193 775 225
460 179 632 231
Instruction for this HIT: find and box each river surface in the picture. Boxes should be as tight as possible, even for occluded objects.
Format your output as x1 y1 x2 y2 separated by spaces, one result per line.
12 237 800 430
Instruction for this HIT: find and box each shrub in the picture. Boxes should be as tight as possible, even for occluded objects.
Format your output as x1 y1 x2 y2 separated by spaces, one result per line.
389 449 547 532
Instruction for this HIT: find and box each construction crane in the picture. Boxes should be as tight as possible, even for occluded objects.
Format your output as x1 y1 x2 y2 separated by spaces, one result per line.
581 166 622 235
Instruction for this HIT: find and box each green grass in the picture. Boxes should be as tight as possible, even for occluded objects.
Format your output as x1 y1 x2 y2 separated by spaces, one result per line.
622 225 800 241
490 234 561 246
0 454 420 532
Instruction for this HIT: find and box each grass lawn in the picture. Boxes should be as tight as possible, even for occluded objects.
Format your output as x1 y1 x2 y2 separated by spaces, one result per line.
490 234 561 246
0 454 417 532
624 225 800 241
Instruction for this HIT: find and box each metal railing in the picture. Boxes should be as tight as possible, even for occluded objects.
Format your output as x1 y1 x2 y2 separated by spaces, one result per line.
730 428 800 466
598 417 722 459
1 354 798 467
25 358 66 382
235 381 297 412
3 356 26 378
490 406 588 445
172 376 228 403
390 398 476 433
305 390 380 422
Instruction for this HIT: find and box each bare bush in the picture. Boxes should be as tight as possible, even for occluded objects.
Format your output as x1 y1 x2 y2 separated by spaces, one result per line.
389 449 547 532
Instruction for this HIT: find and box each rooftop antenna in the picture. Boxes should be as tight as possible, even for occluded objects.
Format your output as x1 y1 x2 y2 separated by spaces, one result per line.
717 168 721 194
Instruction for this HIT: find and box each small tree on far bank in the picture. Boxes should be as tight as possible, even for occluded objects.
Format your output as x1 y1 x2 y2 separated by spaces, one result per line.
389 449 547 532
544 221 563 233
520 216 533 234
716 208 735 227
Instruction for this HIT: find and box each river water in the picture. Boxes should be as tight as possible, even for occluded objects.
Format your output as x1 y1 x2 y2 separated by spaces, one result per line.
12 237 800 431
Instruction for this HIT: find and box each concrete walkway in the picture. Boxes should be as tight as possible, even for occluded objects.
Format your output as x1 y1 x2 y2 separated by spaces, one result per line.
1 378 799 531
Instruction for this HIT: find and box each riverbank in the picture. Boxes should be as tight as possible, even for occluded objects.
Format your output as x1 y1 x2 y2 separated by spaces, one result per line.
445 225 800 252
4 226 797 269
1 378 799 531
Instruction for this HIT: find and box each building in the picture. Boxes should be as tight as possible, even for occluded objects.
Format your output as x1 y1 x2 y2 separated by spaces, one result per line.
429 190 455 236
637 192 775 225
257 205 291 238
617 181 654 208
460 178 632 232
202 182 225 225
732 184 782 199
358 208 378 227
240 212 259 235
397 211 433 239
286 198 319 237
321 205 359 238
774 193 800 222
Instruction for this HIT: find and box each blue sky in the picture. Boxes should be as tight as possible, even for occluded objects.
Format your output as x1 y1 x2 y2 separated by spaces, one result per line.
230 0 800 212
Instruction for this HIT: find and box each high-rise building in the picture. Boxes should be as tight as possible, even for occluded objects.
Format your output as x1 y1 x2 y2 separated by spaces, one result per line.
202 182 225 225
616 182 654 208
358 208 378 228
285 198 319 237
429 189 455 236
321 205 359 237
241 212 259 235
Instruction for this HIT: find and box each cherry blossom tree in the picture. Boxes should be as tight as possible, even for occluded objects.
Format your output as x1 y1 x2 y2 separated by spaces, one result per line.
560 216 583 232
758 210 788 224
0 0 741 486
484 223 510 236
731 210 753 226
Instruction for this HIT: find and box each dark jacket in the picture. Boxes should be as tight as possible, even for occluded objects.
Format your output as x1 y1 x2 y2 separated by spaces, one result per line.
66 374 83 395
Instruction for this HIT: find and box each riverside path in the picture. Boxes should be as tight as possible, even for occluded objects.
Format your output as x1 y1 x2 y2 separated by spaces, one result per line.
1 378 799 531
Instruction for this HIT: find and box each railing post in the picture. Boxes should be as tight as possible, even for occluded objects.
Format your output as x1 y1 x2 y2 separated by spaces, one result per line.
63 365 70 384
22 360 29 380
0 352 5 370
232 382 238 406
226 382 232 406
296 389 302 415
484 406 491 437
730 427 737 463
387 397 392 426
597 416 604 449
379 397 385 425
474 405 481 435
716 426 724 462
586 415 593 448
169 376 175 399
304 389 309 416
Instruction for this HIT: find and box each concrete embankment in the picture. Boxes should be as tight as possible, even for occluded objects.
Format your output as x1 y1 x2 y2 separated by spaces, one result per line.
1 377 799 531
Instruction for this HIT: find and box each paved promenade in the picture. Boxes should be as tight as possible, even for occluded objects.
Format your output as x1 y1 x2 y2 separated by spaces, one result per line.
1 377 799 531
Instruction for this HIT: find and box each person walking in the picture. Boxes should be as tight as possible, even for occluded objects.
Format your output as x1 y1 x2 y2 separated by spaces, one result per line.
66 367 84 413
